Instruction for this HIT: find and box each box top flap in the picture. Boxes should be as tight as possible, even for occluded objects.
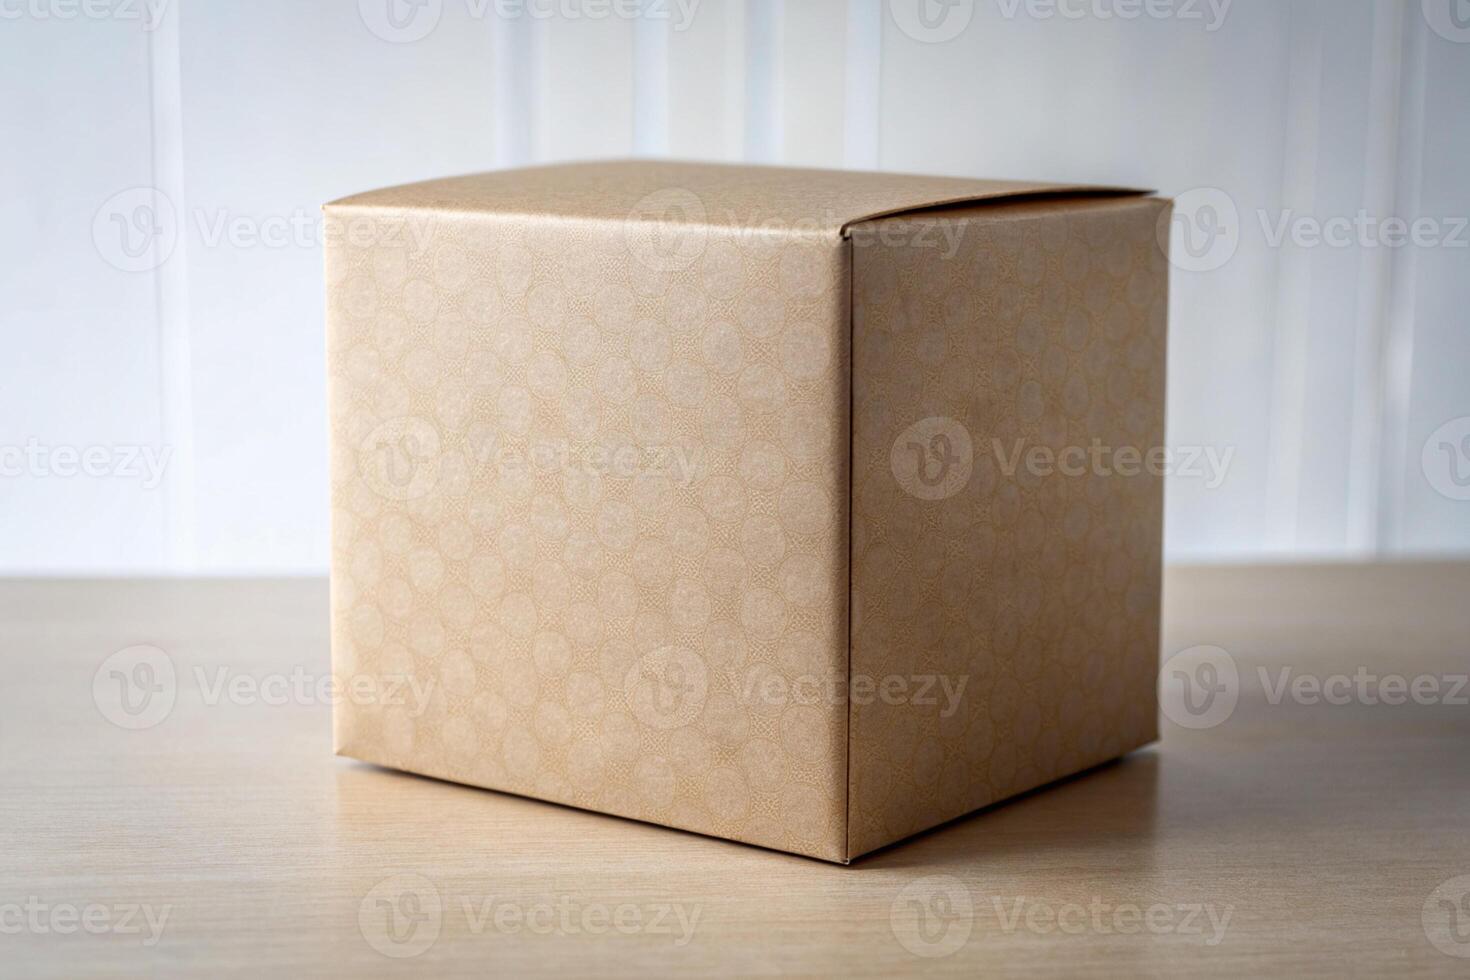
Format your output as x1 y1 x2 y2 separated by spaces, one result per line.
326 160 1148 237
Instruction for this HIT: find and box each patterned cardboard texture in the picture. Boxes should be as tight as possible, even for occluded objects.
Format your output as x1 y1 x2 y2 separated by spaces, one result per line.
847 197 1169 858
324 161 1168 863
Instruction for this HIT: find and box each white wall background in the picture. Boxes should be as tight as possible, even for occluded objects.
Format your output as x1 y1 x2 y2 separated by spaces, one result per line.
2 0 1467 575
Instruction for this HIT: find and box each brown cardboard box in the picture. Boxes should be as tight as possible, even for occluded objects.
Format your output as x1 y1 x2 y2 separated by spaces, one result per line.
325 161 1169 863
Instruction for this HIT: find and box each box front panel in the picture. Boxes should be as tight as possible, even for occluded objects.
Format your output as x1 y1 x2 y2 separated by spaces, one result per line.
326 206 851 861
848 198 1169 858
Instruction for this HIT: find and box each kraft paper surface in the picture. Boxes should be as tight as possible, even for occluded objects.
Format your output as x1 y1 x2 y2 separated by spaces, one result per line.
325 160 1167 862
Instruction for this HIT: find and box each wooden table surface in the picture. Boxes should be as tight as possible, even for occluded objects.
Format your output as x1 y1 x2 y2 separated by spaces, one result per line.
3 562 1469 977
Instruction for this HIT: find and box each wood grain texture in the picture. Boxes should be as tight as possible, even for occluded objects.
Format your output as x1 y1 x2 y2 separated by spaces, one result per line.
2 562 1468 977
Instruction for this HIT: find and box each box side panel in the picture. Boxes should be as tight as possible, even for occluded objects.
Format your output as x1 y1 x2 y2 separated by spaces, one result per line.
847 197 1170 859
326 206 851 862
